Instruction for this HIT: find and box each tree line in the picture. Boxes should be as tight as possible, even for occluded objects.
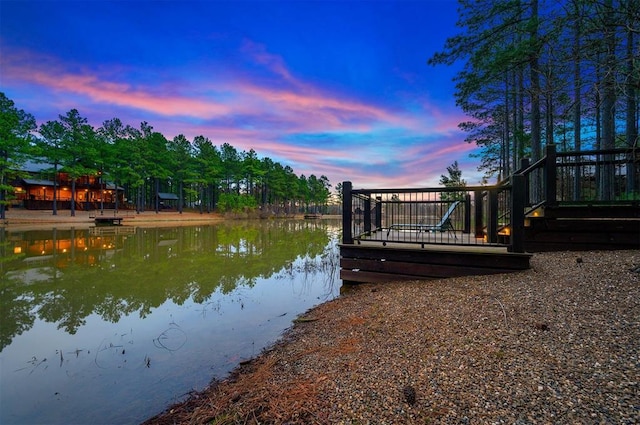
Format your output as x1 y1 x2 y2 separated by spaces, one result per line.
0 92 332 218
429 0 639 194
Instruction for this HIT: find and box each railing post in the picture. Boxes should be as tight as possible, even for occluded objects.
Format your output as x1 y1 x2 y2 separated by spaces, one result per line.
474 190 484 238
488 188 498 244
520 158 530 206
342 181 353 244
464 193 471 234
545 144 557 205
626 149 636 197
375 196 382 230
510 174 526 253
363 195 372 234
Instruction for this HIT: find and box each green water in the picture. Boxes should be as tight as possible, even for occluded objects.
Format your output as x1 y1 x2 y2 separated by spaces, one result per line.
0 219 341 424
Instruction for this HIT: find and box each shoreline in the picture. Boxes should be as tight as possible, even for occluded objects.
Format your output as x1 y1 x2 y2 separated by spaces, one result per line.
143 249 640 424
5 210 638 423
1 208 341 231
1 208 223 227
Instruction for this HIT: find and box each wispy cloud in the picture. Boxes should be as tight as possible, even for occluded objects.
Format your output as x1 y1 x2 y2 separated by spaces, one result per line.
1 42 480 187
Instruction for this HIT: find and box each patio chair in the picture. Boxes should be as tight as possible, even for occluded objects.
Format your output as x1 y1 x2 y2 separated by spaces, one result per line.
387 200 461 238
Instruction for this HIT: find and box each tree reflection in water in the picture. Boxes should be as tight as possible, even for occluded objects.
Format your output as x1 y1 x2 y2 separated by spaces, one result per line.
0 219 340 350
0 219 342 425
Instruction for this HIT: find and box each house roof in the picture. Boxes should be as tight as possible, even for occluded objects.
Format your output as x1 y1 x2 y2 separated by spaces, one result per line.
158 192 179 200
22 178 55 187
21 160 53 173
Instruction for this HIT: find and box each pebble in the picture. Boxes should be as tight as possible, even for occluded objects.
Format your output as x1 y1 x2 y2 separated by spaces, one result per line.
146 250 640 424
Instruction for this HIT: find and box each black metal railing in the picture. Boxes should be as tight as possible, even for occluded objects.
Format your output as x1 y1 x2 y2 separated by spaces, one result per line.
341 180 524 251
519 145 639 207
342 145 638 253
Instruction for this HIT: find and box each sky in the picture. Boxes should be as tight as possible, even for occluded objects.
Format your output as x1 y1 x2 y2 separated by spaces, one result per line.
0 0 483 189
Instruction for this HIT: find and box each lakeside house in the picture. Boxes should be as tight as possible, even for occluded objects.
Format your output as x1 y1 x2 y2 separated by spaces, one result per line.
11 160 125 211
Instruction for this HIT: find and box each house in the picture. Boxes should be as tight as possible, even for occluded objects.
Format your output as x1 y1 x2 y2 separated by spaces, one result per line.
12 160 125 211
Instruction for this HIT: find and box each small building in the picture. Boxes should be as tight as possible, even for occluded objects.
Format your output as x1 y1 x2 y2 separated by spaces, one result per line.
12 160 125 211
157 192 179 210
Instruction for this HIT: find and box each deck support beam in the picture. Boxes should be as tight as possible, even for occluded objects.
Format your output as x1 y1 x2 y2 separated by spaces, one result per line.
510 174 526 253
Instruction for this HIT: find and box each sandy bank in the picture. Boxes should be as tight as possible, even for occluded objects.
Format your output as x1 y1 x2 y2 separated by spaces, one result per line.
1 208 226 231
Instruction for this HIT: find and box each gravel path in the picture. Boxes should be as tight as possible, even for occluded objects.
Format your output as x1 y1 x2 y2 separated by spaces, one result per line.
145 249 640 424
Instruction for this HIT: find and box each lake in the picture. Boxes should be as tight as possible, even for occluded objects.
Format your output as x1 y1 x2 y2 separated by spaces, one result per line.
0 219 342 424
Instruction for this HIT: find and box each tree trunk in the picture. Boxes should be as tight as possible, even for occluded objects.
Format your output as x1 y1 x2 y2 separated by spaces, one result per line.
504 73 511 178
178 180 183 214
154 178 160 213
545 64 554 148
51 163 58 215
625 20 638 195
0 152 6 221
600 0 616 201
529 0 543 202
71 179 76 217
573 2 582 200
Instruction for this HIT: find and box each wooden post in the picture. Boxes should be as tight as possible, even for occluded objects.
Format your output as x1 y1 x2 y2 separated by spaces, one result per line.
342 181 353 244
375 196 382 230
510 174 526 253
487 188 498 243
544 144 557 205
474 190 484 238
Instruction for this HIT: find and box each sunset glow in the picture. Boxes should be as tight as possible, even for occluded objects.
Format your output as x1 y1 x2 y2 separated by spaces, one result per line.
0 0 483 189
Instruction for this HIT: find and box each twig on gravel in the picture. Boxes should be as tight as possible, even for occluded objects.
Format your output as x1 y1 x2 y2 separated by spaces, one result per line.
492 296 508 328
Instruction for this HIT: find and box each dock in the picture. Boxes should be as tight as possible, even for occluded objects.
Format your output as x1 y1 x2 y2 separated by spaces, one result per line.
340 145 639 284
94 216 124 226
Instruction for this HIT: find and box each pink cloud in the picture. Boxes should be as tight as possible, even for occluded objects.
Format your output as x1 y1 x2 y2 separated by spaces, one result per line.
2 44 482 188
3 44 458 140
10 67 232 118
241 39 294 82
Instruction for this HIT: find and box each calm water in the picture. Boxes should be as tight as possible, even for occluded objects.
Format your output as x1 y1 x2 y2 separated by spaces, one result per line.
0 219 341 425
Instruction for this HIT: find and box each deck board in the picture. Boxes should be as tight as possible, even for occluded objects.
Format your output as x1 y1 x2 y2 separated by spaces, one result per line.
340 241 531 284
356 229 499 248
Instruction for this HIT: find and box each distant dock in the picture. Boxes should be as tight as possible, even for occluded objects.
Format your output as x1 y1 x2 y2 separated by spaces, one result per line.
94 216 124 226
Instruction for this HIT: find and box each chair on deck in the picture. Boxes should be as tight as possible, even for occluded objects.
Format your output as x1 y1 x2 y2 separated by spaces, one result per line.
386 200 461 238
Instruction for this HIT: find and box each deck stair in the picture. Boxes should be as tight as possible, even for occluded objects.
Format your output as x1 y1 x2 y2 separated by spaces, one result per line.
523 203 639 252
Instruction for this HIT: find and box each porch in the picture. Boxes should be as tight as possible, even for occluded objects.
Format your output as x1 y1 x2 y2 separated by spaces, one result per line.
340 145 639 283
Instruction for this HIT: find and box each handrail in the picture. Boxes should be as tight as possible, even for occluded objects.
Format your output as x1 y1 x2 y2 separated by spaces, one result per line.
518 155 547 176
351 185 497 195
342 181 517 250
342 145 639 253
556 147 637 157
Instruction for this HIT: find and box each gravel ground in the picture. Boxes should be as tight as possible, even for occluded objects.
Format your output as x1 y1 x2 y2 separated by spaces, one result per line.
144 249 640 424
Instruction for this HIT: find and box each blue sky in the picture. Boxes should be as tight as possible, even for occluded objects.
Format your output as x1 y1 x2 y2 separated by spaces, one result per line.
1 0 482 188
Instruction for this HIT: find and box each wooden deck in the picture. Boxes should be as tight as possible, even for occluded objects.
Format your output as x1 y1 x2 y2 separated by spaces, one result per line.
524 217 640 251
356 228 500 248
340 225 530 283
94 216 124 226
89 225 136 235
339 146 639 284
341 237 531 284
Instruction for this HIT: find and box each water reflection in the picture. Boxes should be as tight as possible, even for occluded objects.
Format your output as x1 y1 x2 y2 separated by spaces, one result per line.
0 219 340 424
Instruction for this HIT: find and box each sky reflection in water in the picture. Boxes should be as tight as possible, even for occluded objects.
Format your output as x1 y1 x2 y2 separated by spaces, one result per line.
0 219 341 424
